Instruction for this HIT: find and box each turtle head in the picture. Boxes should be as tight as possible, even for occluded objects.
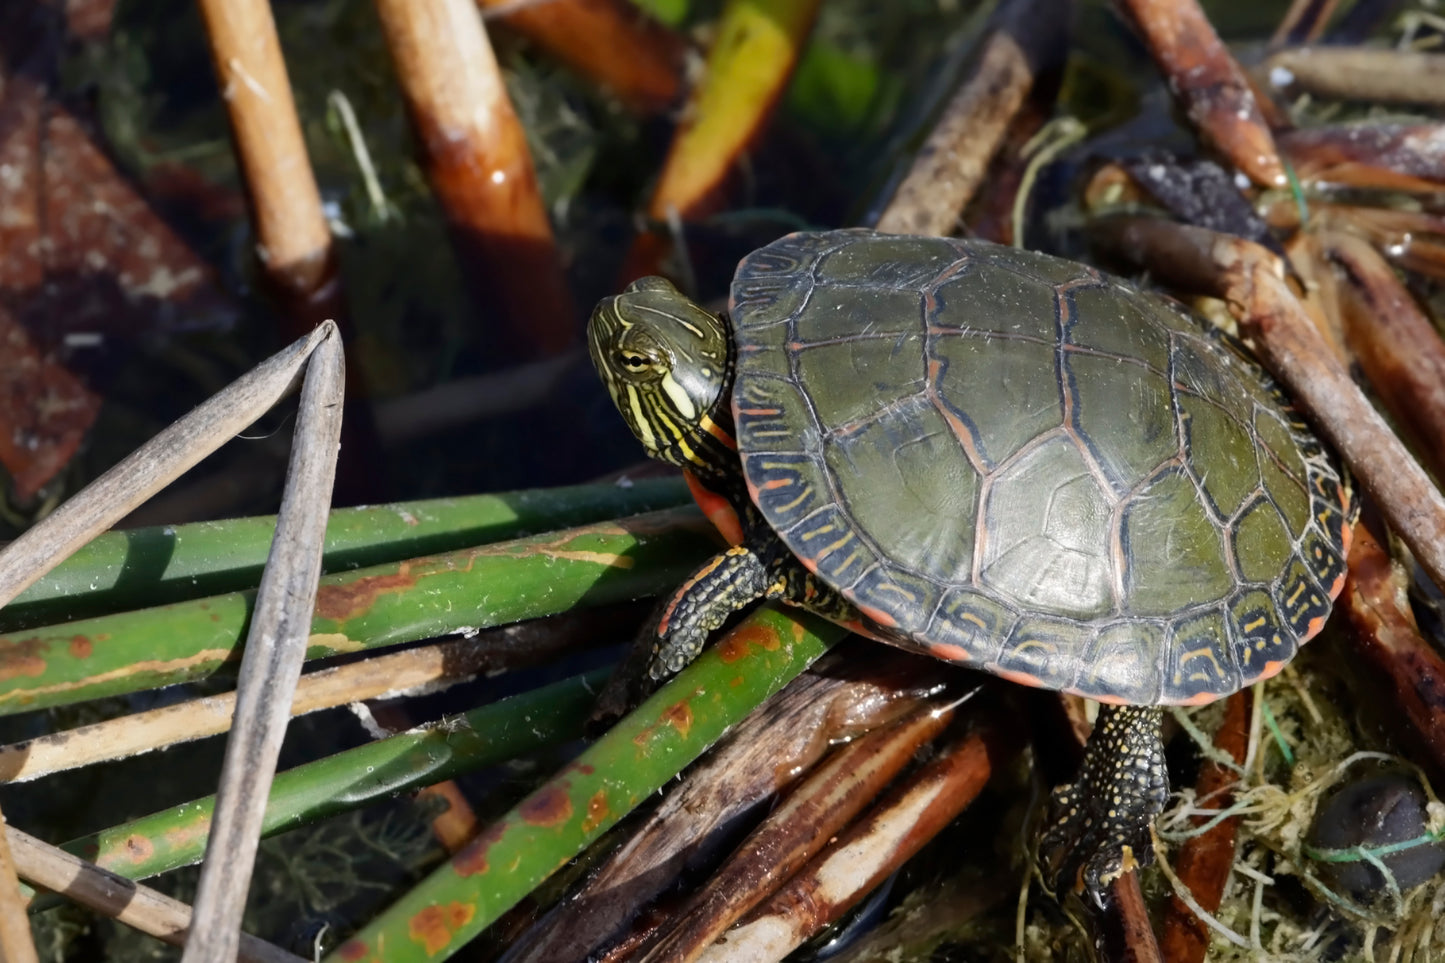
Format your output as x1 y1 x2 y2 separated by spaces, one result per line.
588 276 733 469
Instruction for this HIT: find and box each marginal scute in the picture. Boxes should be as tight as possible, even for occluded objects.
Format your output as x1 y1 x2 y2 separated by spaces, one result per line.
735 377 816 453
1229 587 1297 677
1275 556 1331 640
780 502 879 591
1078 621 1166 705
730 273 809 328
925 587 1015 664
728 229 1353 704
1165 608 1238 700
994 616 1095 691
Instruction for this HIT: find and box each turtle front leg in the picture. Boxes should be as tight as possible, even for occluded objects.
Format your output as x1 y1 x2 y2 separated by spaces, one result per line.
652 548 855 679
651 546 776 678
1039 704 1169 901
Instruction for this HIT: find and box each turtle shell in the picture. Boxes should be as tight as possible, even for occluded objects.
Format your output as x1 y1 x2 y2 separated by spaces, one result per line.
730 229 1353 705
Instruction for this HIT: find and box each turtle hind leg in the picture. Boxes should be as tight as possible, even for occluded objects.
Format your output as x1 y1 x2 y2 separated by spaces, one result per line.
1039 704 1168 901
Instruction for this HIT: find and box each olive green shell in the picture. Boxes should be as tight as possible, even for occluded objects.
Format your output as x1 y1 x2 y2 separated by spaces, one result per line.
730 229 1352 705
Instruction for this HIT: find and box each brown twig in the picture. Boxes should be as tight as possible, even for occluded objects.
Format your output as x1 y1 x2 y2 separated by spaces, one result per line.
694 719 1016 962
480 0 687 113
1323 231 1445 482
0 620 597 782
507 645 951 963
1262 48 1445 107
1277 123 1445 193
1341 521 1445 781
375 0 577 357
195 0 336 325
8 827 305 963
874 0 1069 236
1099 873 1165 963
182 326 344 963
1160 689 1252 963
1280 234 1347 362
638 704 957 963
1112 0 1285 187
1264 202 1445 281
1090 218 1445 595
0 324 335 609
0 804 37 963
1268 0 1340 47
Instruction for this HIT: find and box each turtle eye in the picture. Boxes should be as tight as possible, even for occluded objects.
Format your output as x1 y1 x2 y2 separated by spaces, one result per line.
616 349 657 373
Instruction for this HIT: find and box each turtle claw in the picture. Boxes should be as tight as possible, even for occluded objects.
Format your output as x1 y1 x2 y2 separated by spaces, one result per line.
1038 704 1168 903
1040 782 1155 903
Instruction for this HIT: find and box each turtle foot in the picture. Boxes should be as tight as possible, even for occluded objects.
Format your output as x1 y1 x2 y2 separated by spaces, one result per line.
1038 704 1168 902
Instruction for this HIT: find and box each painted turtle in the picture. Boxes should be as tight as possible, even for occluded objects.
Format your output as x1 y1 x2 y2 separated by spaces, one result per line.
588 228 1353 893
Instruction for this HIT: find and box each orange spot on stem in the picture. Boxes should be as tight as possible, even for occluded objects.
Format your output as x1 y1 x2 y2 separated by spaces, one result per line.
408 902 475 955
519 785 573 827
451 822 505 877
313 571 417 622
582 790 610 834
717 622 779 663
0 637 49 681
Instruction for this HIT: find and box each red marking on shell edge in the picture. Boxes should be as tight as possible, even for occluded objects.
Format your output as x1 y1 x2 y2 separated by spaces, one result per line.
1326 522 1356 604
924 641 972 663
686 470 744 545
451 821 506 877
1252 660 1289 685
992 667 1046 689
519 785 574 827
856 602 898 629
838 618 892 646
408 902 476 955
1175 690 1219 707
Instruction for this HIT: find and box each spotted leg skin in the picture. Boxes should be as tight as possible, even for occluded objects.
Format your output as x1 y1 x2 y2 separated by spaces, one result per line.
651 546 773 679
651 542 861 680
1040 704 1168 902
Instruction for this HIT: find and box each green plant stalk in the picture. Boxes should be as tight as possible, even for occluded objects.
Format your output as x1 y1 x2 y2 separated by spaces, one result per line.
2 478 689 631
57 670 607 884
326 606 845 963
0 508 716 715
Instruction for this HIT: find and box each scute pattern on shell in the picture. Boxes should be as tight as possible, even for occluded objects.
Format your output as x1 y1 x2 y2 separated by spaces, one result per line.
730 229 1353 705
